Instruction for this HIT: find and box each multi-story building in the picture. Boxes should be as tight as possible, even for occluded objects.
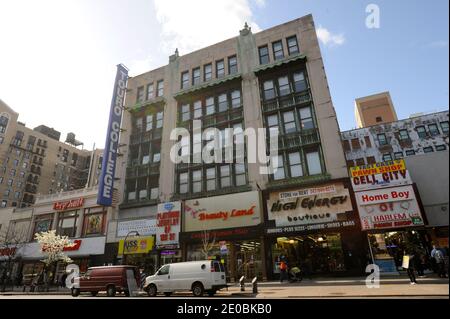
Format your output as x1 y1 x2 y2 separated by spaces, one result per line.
0 99 103 208
108 15 366 280
354 91 398 128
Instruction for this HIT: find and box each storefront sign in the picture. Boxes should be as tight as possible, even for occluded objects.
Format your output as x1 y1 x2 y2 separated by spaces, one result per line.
355 185 424 230
118 236 154 255
184 191 261 232
97 64 128 206
279 185 336 200
53 198 84 211
266 220 357 235
156 202 181 248
350 159 412 191
180 226 262 242
267 183 353 227
63 240 82 251
117 219 157 237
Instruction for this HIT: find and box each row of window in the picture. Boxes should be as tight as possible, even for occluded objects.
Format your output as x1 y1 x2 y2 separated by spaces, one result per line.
136 80 165 103
271 149 322 181
258 36 299 65
180 90 241 121
262 71 308 100
181 56 238 90
134 111 164 132
377 122 449 146
266 105 315 136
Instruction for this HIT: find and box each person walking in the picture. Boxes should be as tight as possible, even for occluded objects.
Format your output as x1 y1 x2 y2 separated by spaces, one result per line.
431 244 447 278
279 259 288 283
403 250 417 285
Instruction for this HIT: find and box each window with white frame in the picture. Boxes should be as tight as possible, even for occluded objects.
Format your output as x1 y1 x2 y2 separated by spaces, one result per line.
306 150 322 175
206 97 215 115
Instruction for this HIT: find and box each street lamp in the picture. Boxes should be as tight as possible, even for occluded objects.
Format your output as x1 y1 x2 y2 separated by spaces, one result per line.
122 231 140 265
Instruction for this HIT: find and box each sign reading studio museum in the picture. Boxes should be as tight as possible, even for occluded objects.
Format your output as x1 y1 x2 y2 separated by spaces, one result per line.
266 182 357 235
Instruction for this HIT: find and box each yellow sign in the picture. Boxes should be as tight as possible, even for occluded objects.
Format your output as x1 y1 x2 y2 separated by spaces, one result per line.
349 159 406 177
118 236 154 255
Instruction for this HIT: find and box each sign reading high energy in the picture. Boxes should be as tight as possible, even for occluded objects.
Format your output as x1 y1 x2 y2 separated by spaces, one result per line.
350 159 412 191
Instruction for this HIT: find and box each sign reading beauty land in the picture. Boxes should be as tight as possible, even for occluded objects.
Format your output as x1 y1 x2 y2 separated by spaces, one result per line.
97 64 128 206
350 159 412 191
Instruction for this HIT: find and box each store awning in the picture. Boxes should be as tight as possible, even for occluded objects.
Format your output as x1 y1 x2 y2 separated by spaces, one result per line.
173 73 242 98
254 54 307 74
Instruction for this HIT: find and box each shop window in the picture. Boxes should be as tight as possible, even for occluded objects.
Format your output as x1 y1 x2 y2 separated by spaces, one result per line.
428 124 440 136
306 150 322 175
57 211 79 238
83 212 105 237
259 45 269 65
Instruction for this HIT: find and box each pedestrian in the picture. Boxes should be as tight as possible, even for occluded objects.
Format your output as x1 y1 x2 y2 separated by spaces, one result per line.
279 259 288 283
431 244 447 278
403 250 417 285
60 272 68 288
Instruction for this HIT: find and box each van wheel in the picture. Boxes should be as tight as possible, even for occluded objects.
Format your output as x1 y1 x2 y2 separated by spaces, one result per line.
164 292 172 297
90 291 98 297
106 286 116 297
71 288 80 297
192 282 204 297
146 284 157 297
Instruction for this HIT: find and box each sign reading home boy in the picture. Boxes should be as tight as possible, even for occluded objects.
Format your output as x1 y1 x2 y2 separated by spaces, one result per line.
156 202 181 248
355 185 424 230
184 191 261 232
267 183 353 228
350 159 412 192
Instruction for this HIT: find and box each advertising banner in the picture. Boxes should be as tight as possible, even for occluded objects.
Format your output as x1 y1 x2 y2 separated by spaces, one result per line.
117 219 157 237
267 183 353 228
118 236 154 255
184 191 261 232
355 185 424 230
156 202 181 248
350 159 412 191
97 64 128 206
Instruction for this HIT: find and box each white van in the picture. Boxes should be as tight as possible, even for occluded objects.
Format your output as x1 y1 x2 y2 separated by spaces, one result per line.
143 260 227 297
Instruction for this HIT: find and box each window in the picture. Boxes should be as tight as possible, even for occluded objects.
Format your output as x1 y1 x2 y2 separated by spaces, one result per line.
367 156 376 165
192 170 202 193
267 114 279 137
206 97 215 115
153 153 161 163
206 167 216 191
33 214 53 235
135 117 143 131
436 145 447 151
7 179 13 186
394 152 404 159
299 106 314 130
376 116 383 123
181 71 189 89
150 187 159 200
57 211 79 237
192 67 201 85
181 104 190 121
220 165 231 187
204 64 212 81
10 169 16 177
136 86 144 103
288 152 303 177
306 150 322 175
235 163 246 186
1 200 6 208
259 46 269 64
83 212 106 236
13 159 19 167
158 265 170 276
342 140 351 152
272 40 284 60
283 111 296 134
293 72 307 92
193 101 202 119
228 55 238 74
351 138 361 150
416 126 427 138
428 124 440 136
0 137 3 144
263 80 276 100
278 76 290 96
156 112 163 128
355 158 365 166
146 115 153 131
179 172 189 194
346 160 354 168
156 80 164 97
231 90 241 108
216 60 225 78
272 155 285 180
0 115 9 133
398 129 409 141
440 121 449 134
378 133 388 146
14 192 20 199
405 150 415 156
218 94 228 112
4 189 10 197
423 146 434 153
382 153 392 161
364 136 372 148
287 36 299 55
146 83 154 100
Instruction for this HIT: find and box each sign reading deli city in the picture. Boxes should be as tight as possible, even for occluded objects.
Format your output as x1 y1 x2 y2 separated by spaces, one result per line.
156 202 181 248
266 182 355 234
53 198 84 211
350 159 412 191
184 191 261 232
97 64 128 206
355 185 424 230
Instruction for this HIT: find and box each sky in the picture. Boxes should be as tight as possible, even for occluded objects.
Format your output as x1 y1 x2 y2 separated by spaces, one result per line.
0 0 448 149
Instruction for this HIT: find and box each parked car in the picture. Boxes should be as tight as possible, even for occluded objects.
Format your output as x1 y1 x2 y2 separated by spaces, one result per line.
71 265 140 297
143 260 228 297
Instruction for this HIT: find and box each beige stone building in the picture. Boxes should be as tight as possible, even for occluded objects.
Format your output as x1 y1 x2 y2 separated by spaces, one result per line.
0 99 103 208
354 91 398 128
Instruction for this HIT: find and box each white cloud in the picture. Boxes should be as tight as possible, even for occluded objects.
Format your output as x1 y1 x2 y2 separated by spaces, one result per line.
153 0 262 56
316 25 346 47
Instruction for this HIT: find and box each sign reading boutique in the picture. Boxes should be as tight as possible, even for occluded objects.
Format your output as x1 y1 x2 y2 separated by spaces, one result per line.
266 182 355 234
355 185 424 230
184 191 261 232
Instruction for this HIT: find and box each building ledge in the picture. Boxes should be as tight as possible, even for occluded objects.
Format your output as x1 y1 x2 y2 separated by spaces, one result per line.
174 73 242 98
119 198 159 209
128 97 166 113
171 184 252 201
253 54 307 74
266 173 331 191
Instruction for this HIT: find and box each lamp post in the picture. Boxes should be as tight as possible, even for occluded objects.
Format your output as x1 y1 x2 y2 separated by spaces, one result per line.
122 231 140 265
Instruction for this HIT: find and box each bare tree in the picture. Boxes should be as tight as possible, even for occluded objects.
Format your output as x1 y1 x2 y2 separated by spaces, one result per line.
201 229 216 260
0 227 27 292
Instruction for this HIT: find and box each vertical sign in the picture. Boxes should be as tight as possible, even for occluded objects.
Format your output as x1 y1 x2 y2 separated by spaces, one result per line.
97 64 128 206
156 202 181 248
